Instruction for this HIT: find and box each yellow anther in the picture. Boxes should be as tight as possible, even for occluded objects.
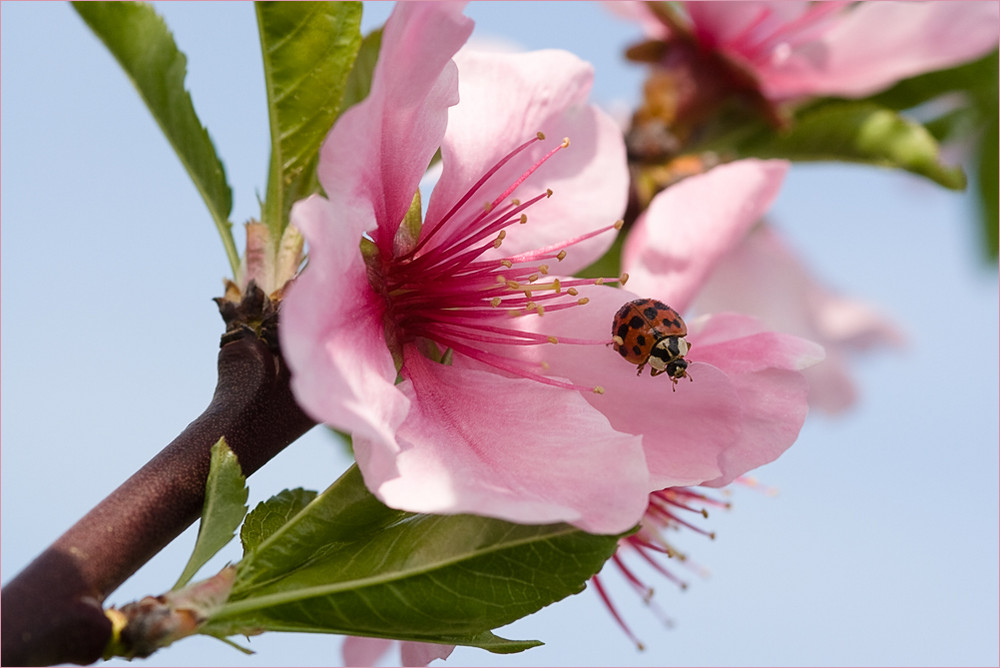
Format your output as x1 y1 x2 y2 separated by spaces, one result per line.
556 250 567 261
593 386 605 395
519 214 528 224
501 259 513 268
538 264 549 274
497 230 507 240
526 301 537 311
511 198 521 206
567 287 579 296
561 137 570 148
484 201 493 212
536 131 546 140
577 297 590 305
523 290 533 299
527 273 539 283
545 188 553 198
620 272 629 286
613 219 624 230
612 335 624 345
491 297 502 307
507 280 521 290
536 304 545 316
493 239 503 249
547 336 559 344
496 275 508 284
552 278 561 293
595 278 605 285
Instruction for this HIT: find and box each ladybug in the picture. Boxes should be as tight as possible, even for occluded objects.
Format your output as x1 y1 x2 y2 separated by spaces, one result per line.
612 298 692 385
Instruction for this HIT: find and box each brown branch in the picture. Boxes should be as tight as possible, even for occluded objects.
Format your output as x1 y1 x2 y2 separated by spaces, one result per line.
1 285 317 666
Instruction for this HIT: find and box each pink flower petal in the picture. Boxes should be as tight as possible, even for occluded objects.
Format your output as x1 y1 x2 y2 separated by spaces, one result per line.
766 1 1000 99
363 350 650 535
316 3 473 249
693 225 903 414
492 285 816 490
425 49 629 274
400 641 455 667
622 159 788 313
282 196 409 459
603 1 669 39
342 636 394 666
683 312 822 487
684 1 818 50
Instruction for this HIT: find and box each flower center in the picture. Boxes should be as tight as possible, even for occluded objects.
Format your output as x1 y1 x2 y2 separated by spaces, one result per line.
373 133 626 394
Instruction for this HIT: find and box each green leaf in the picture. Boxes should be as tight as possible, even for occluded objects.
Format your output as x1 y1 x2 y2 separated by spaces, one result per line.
738 100 966 189
71 2 239 276
240 487 317 555
202 466 620 652
867 50 999 113
340 27 382 112
173 438 249 590
257 1 363 239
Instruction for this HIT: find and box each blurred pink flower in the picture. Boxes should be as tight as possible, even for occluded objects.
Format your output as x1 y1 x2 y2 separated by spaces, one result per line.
623 159 902 413
617 1 1000 101
692 225 904 414
282 3 821 535
342 636 453 667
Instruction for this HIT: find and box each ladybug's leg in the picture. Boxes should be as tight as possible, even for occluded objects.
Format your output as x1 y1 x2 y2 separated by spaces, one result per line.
636 362 646 376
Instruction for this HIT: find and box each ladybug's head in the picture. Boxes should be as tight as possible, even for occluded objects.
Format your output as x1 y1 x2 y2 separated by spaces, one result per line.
665 357 689 382
649 335 691 385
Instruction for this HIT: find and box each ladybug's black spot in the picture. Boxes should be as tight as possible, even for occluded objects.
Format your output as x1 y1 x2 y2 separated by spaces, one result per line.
636 334 646 347
632 345 643 356
643 306 659 320
617 347 629 358
653 300 670 310
628 315 644 330
616 323 630 340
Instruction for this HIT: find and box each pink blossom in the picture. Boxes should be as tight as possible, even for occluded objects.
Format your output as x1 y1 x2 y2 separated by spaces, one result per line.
622 159 902 414
619 1 1000 101
282 3 821 535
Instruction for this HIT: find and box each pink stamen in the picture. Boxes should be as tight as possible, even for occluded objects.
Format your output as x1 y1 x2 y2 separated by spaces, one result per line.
592 486 729 646
591 575 645 651
425 333 603 394
726 2 846 64
374 133 625 393
402 133 555 259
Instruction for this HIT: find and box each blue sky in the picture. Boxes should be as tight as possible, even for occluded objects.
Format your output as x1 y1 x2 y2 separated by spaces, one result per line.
2 2 997 666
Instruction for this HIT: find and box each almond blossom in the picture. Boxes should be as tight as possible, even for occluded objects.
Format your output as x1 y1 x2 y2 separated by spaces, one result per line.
281 2 821 537
616 1 1000 102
